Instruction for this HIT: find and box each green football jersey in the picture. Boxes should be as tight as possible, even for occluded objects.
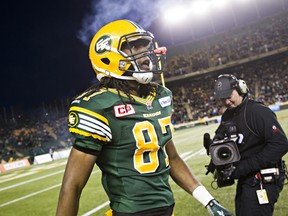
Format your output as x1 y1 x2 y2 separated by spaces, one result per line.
68 84 175 213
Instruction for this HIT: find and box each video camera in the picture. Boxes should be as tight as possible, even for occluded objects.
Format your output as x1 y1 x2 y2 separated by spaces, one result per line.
208 138 241 167
203 123 241 188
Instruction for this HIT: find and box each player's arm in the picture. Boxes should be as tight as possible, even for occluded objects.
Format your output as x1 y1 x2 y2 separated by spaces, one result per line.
56 147 97 216
166 139 232 216
166 139 201 192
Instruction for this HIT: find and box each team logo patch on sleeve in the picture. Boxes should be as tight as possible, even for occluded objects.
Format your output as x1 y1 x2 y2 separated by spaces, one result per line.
158 96 171 107
114 104 136 117
68 112 79 127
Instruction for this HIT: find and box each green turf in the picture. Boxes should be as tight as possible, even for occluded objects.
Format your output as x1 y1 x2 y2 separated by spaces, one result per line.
0 109 287 215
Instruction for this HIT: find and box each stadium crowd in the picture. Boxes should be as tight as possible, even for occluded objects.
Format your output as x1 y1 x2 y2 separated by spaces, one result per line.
0 117 73 163
1 12 287 163
165 12 288 77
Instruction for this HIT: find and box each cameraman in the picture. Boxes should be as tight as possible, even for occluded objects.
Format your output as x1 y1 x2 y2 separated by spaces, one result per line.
211 74 288 216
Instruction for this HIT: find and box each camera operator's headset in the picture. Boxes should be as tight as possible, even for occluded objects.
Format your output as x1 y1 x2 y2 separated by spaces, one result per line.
217 74 249 96
217 74 259 137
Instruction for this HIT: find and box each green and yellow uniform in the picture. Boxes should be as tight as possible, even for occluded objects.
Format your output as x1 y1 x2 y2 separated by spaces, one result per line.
68 84 175 213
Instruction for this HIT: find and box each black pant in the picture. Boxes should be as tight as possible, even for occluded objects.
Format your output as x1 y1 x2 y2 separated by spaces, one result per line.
112 204 174 216
235 172 285 216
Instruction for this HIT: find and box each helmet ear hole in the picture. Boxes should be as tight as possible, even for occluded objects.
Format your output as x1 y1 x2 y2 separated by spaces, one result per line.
127 64 134 70
101 58 110 65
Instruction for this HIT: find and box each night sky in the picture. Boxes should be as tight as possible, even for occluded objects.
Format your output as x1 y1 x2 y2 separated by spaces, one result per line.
1 0 172 112
1 0 94 111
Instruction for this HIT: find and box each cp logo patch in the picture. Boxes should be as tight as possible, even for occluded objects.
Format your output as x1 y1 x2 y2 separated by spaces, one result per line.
114 104 136 117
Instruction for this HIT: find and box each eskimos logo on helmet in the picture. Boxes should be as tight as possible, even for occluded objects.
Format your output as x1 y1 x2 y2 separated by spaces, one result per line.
95 35 112 53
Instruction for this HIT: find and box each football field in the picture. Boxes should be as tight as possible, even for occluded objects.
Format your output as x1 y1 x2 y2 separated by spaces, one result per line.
0 110 287 216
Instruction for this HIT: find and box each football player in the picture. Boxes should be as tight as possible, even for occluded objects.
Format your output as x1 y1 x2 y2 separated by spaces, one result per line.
56 19 231 216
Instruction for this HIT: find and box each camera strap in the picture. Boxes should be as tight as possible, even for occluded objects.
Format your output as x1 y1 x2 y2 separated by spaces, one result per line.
244 97 259 137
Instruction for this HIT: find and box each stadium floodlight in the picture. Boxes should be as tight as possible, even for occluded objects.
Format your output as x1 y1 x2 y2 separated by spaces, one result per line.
190 0 210 15
211 0 229 9
235 0 251 3
163 6 189 24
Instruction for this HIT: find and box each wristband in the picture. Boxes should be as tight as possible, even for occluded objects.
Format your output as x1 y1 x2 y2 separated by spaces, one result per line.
192 185 214 207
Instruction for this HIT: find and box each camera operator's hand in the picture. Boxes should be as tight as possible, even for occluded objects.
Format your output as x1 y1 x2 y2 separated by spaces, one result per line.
206 199 232 216
215 165 237 188
219 165 236 181
205 160 216 175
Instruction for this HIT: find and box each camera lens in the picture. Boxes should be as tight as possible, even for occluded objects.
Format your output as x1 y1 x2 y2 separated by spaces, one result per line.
210 139 240 166
217 147 232 160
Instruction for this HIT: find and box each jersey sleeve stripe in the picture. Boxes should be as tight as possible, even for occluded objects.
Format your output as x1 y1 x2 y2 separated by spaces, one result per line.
77 123 108 138
70 106 109 125
79 114 111 135
79 118 112 140
69 128 108 142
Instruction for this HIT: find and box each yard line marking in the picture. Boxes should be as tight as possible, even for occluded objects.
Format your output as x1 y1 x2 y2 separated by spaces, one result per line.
0 170 64 192
0 184 61 207
180 151 193 158
81 201 110 216
0 170 100 208
0 171 39 183
182 148 205 161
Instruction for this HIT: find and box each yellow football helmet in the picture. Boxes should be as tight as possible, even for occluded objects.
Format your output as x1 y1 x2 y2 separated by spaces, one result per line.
89 19 166 84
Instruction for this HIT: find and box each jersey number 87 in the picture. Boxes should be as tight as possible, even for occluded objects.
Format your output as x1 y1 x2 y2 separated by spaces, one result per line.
132 117 173 174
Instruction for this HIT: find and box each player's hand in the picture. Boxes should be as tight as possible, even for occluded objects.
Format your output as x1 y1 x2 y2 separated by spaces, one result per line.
206 199 232 216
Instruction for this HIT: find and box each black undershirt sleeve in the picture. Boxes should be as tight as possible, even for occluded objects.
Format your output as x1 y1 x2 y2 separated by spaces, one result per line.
73 143 101 156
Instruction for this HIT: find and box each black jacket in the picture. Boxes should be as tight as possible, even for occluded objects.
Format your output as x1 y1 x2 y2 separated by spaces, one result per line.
214 96 288 179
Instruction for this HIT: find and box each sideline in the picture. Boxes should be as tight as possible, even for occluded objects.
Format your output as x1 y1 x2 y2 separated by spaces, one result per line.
0 160 67 183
